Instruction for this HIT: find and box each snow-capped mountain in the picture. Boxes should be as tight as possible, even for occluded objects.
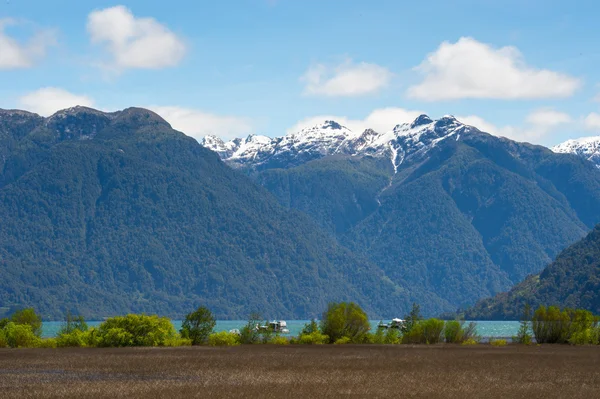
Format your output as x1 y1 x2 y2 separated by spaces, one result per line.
202 114 474 172
552 136 600 168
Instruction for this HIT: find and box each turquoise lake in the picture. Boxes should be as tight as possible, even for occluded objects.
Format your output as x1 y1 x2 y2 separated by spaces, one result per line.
41 320 521 339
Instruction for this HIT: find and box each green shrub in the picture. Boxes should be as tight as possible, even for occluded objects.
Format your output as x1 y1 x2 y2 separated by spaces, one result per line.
532 306 571 344
269 336 290 345
10 308 42 338
384 328 401 344
4 322 41 348
320 302 370 344
532 306 598 344
403 319 445 344
402 303 423 335
180 306 216 345
462 338 479 346
569 328 600 345
58 313 88 336
444 320 463 343
97 327 133 347
490 339 507 347
239 313 262 344
334 336 351 345
56 329 97 348
96 314 176 347
39 338 57 348
0 329 8 348
295 332 329 345
208 331 241 346
165 336 193 347
444 320 480 344
301 320 319 336
370 327 386 344
513 304 533 345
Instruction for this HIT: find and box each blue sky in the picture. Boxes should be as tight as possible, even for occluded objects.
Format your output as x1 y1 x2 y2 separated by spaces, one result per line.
1 0 600 146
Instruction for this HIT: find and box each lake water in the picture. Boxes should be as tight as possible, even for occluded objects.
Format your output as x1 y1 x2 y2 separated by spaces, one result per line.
41 320 520 339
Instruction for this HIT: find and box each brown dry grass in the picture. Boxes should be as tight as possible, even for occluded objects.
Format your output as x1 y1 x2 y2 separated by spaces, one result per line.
0 344 599 398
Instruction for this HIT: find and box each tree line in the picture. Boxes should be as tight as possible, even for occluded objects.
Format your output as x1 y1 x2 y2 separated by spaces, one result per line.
0 302 598 348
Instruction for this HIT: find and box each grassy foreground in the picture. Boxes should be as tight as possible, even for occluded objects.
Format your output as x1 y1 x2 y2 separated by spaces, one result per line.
0 345 599 398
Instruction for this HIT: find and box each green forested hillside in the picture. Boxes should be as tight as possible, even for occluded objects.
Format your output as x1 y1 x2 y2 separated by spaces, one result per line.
250 131 600 314
0 107 408 320
465 224 600 320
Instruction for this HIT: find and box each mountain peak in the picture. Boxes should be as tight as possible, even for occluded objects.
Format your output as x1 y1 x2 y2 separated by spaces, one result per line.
553 136 600 168
322 120 343 130
410 114 433 128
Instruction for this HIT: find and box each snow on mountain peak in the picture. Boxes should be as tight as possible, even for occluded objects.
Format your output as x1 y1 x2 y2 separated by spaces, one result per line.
552 136 600 168
201 116 469 171
410 114 434 128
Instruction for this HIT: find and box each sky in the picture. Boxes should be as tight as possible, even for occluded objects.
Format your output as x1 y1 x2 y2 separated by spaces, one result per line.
1 0 600 147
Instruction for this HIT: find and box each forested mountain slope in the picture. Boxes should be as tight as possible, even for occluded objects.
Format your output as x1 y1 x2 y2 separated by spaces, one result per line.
465 224 600 320
0 107 407 320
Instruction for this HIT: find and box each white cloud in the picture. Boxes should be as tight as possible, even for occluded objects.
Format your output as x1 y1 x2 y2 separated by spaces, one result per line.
87 6 186 70
457 108 572 143
302 59 392 97
525 109 572 128
18 87 95 116
149 106 253 141
456 115 500 135
287 107 423 134
584 112 600 130
408 37 581 101
0 19 56 69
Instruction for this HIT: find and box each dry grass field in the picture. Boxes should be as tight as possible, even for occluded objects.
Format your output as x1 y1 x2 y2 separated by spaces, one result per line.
0 345 599 398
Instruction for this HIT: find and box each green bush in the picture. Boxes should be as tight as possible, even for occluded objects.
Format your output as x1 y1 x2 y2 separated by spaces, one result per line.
444 320 463 343
96 314 176 347
301 320 319 335
532 306 571 344
269 336 290 345
402 303 423 335
334 336 351 345
403 319 445 344
180 306 216 345
39 338 57 348
532 306 598 344
4 322 41 348
239 313 262 344
56 329 95 348
462 338 479 346
10 308 42 337
490 339 507 347
58 313 88 336
513 304 533 345
320 302 370 344
0 329 9 348
295 332 329 345
208 331 240 346
370 326 386 344
164 336 193 347
444 320 480 344
384 328 401 344
569 328 600 345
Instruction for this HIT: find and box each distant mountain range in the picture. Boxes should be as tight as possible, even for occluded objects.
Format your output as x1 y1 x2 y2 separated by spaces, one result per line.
204 115 600 315
465 223 600 320
2 106 600 320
